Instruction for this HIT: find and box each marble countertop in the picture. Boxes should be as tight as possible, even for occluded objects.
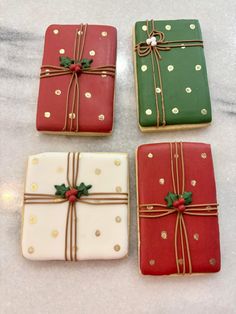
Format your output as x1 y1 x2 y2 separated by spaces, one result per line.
0 0 236 313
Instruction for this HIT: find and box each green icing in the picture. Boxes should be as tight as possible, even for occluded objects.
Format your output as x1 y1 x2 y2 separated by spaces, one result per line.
135 19 212 127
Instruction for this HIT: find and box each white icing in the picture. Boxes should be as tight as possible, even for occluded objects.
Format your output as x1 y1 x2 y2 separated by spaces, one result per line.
22 152 129 261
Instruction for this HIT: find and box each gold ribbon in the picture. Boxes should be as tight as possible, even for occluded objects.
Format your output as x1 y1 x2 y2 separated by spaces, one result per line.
135 20 204 127
40 24 116 132
24 152 128 261
138 142 218 274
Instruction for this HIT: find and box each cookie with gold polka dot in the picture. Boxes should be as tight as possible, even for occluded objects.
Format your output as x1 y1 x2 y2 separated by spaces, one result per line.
36 24 117 136
136 142 221 275
133 19 212 132
21 152 129 261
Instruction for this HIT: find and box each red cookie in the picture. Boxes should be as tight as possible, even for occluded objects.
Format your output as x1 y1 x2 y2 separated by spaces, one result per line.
36 24 117 135
136 142 221 275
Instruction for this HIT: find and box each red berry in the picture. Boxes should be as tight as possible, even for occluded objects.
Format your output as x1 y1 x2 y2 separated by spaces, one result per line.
69 195 77 203
70 188 78 196
178 198 185 205
65 190 72 198
74 64 82 73
173 200 180 208
178 205 185 212
69 64 76 71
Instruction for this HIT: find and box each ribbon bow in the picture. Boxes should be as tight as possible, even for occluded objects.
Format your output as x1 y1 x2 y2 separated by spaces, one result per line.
24 152 128 261
138 142 218 274
40 24 116 132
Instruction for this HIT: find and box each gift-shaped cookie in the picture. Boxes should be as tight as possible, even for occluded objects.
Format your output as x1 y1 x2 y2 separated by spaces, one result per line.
136 142 220 275
36 24 117 135
22 152 129 261
133 20 212 131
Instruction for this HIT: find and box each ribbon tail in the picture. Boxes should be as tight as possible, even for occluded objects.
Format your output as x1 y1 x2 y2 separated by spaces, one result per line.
62 73 75 132
179 214 186 274
181 215 192 274
65 202 71 261
73 203 78 261
174 213 180 274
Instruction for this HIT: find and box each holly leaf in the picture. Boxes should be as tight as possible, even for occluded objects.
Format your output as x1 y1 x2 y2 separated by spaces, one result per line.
182 191 192 205
54 184 70 197
164 192 178 208
80 58 93 69
59 56 74 68
76 182 92 198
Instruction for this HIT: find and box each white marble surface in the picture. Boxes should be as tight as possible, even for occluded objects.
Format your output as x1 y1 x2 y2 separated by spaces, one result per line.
0 1 236 313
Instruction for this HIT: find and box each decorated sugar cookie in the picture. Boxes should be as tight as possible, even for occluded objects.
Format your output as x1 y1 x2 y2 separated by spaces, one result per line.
36 24 117 135
22 152 129 261
136 142 221 275
133 20 212 132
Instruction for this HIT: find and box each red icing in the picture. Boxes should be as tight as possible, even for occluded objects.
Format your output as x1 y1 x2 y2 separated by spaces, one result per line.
137 142 221 275
36 24 117 133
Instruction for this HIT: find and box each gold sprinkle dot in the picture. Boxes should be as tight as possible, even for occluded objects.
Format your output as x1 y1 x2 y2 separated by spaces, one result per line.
101 31 107 37
114 159 121 166
59 49 65 54
190 24 196 30
147 206 153 210
115 216 121 223
141 65 147 72
142 25 147 31
89 50 95 56
31 183 38 192
165 25 171 30
114 244 121 252
31 158 39 165
145 109 152 115
57 166 64 173
101 71 107 77
191 180 197 186
195 64 202 71
53 29 59 34
149 259 155 266
209 258 216 266
201 109 207 115
44 112 51 118
161 231 168 239
69 113 75 119
178 258 183 265
98 114 105 121
51 230 59 238
185 87 192 93
156 87 161 93
116 186 122 193
172 107 179 114
181 44 186 49
148 153 153 158
85 92 91 98
167 65 174 72
193 233 199 240
201 153 207 159
95 230 101 237
159 178 165 185
55 89 61 96
29 215 37 224
95 168 101 175
28 246 34 254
